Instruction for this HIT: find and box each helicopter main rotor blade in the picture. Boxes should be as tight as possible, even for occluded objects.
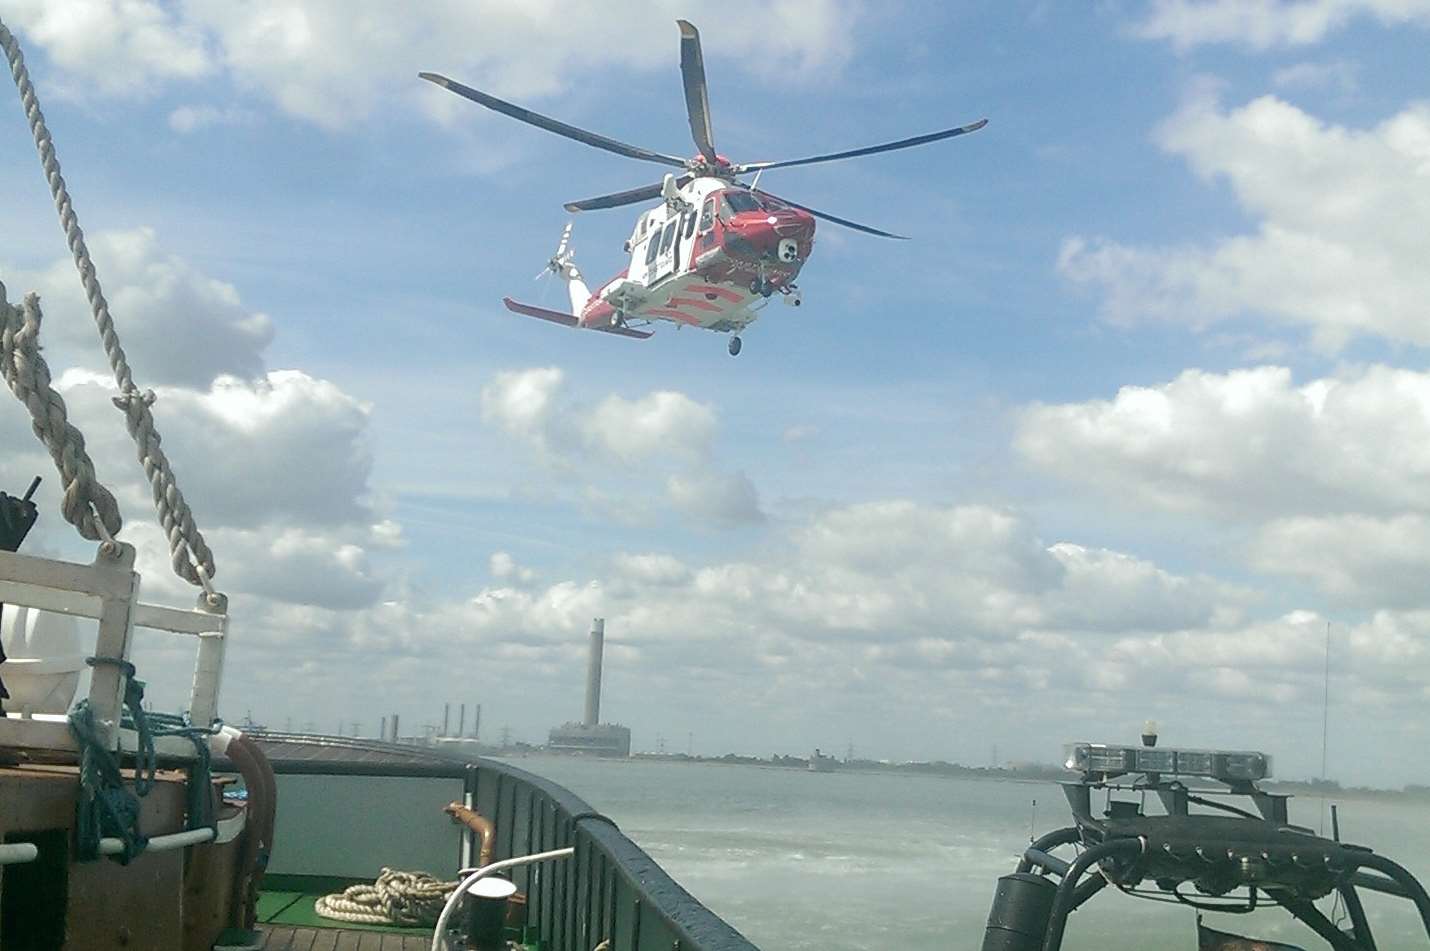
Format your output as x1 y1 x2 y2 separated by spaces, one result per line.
564 182 662 212
753 188 910 240
564 178 687 212
419 72 688 169
676 20 718 164
734 118 988 174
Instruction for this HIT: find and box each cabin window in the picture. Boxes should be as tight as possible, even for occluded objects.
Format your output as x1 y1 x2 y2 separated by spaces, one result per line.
682 209 697 240
659 220 679 256
723 190 762 214
699 198 715 233
644 231 660 265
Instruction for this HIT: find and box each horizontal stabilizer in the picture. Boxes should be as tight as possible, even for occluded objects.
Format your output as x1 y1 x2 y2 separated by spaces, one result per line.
501 298 652 339
502 297 577 326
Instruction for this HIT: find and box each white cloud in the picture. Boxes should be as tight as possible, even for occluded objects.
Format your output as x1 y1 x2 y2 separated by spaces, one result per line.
1 222 389 615
168 104 257 133
490 550 535 584
482 366 763 526
51 369 374 531
1059 93 1430 351
1271 59 1359 94
1134 0 1430 50
1017 364 1430 519
1249 514 1430 608
666 470 764 526
7 227 273 386
7 1 859 128
3 0 212 96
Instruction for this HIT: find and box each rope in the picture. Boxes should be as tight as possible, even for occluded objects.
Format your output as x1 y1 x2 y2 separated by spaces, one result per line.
0 285 123 543
140 709 219 835
315 868 458 927
67 658 220 862
0 18 219 598
68 659 150 864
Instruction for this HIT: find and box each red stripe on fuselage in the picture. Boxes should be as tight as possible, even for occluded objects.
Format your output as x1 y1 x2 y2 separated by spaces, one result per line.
666 297 721 313
687 284 743 303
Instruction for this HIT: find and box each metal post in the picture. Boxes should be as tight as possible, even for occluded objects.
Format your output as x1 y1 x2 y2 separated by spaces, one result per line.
88 544 141 749
459 702 466 737
391 713 400 743
380 716 387 741
186 591 228 728
474 703 482 740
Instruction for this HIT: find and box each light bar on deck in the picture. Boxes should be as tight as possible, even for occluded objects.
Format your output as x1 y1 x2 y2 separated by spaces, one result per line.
1065 742 1272 783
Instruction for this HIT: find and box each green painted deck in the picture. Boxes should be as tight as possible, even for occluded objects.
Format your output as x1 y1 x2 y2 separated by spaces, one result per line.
254 881 435 950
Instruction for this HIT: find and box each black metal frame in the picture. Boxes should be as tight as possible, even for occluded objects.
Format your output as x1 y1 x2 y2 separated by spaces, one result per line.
996 778 1430 951
228 735 761 951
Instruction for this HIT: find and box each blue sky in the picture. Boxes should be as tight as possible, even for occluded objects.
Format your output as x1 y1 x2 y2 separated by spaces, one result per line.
2 1 1429 785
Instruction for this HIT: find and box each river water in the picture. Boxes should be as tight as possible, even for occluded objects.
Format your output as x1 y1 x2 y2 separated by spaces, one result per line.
494 755 1430 951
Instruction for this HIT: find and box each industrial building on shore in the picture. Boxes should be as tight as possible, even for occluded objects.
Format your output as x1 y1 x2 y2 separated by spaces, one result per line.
548 617 631 757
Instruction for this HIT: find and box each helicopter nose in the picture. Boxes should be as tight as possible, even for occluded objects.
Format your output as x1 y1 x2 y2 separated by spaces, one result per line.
734 208 814 246
770 208 814 239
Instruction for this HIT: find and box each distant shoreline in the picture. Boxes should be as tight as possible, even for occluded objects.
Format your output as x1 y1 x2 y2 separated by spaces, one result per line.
489 748 1430 801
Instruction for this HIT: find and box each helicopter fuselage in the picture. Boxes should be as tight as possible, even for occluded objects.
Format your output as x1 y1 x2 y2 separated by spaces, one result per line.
577 176 815 334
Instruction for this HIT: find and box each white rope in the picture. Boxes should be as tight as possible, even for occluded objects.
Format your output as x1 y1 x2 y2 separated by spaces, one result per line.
0 284 123 544
0 18 218 596
315 868 457 927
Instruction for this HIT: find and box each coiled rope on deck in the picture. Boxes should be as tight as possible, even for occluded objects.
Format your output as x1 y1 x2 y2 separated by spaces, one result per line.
0 284 123 543
0 17 219 599
315 868 459 927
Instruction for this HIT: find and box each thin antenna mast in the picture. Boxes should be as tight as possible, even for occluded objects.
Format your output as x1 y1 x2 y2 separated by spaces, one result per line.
1320 620 1332 835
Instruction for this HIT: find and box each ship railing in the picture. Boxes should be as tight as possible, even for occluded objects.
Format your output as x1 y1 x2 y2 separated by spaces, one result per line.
0 542 228 757
250 736 761 951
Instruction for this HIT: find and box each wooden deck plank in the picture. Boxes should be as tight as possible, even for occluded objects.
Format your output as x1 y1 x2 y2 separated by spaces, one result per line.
332 928 363 951
310 930 340 951
287 928 319 951
261 927 293 950
262 926 417 951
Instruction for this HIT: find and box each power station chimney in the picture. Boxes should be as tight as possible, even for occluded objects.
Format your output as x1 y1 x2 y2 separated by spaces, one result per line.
583 618 605 727
458 703 466 738
443 702 451 737
474 703 482 740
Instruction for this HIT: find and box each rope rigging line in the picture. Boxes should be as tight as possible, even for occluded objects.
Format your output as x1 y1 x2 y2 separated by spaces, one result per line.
315 868 460 927
0 17 219 599
0 285 123 543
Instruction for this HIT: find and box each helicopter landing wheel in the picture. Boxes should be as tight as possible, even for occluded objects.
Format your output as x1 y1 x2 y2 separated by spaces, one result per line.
728 335 742 357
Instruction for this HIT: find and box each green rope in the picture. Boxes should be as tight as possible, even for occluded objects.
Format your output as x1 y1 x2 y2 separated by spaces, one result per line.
66 657 219 863
138 709 218 835
68 658 148 863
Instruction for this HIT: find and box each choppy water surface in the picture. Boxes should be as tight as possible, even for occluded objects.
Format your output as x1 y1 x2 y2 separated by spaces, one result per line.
500 755 1430 951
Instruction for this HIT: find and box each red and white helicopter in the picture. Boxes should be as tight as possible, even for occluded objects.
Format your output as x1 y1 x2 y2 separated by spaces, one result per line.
421 21 985 356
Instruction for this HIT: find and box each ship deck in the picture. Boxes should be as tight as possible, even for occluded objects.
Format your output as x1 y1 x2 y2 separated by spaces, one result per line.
258 926 430 949
255 881 433 950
